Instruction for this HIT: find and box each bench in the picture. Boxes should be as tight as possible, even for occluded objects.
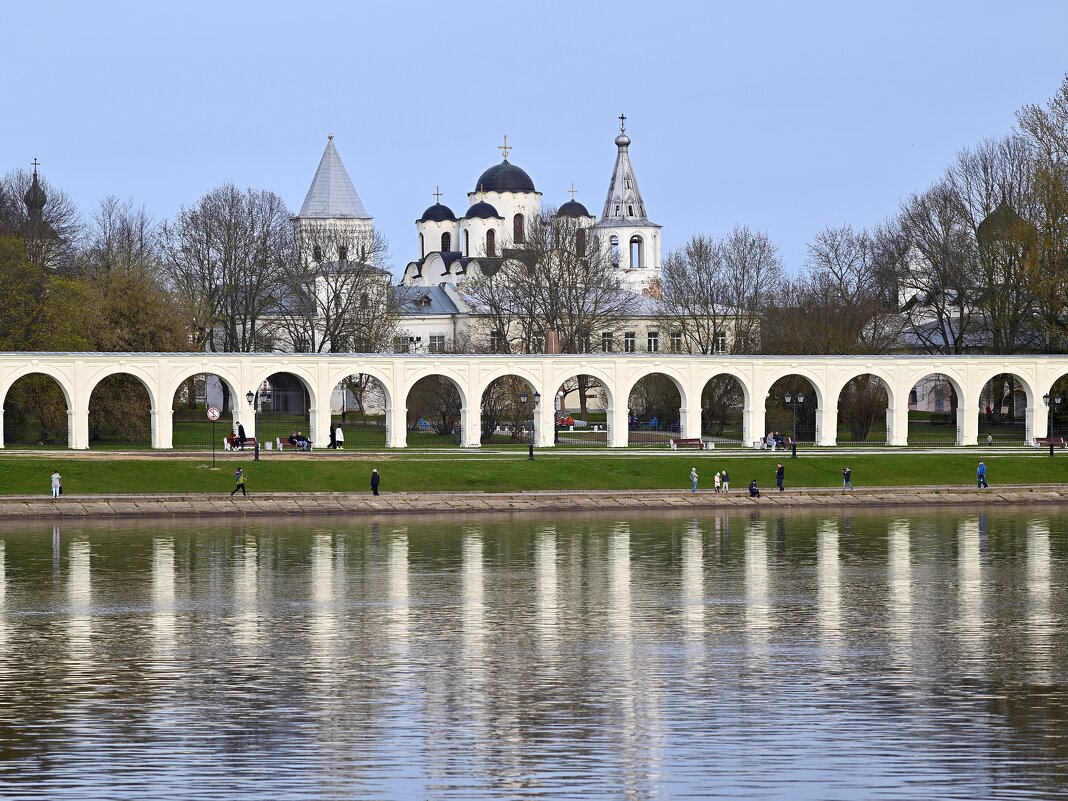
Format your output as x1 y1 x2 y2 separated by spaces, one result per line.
670 438 704 450
225 437 258 451
1036 437 1066 448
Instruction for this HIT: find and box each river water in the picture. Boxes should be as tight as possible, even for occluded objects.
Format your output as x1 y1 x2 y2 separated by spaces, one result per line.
0 509 1065 800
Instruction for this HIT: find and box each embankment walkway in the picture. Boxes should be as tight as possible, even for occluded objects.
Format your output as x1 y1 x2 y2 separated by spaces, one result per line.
0 486 1065 520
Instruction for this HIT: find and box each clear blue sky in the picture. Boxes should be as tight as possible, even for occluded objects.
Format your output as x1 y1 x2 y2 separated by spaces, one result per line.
5 0 1067 276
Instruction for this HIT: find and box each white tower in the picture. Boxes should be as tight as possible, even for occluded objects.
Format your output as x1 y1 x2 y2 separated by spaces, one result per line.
293 135 373 263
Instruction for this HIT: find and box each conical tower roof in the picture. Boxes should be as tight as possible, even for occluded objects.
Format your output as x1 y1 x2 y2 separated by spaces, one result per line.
600 116 653 224
298 136 371 219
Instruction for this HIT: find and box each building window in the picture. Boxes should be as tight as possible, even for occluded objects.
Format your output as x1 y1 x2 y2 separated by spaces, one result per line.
714 332 727 353
647 331 659 352
610 235 619 266
630 235 644 269
441 231 451 251
313 245 323 262
429 335 446 353
338 245 348 262
577 329 591 353
513 213 525 243
486 229 496 257
419 234 424 259
576 227 587 254
529 332 545 354
602 332 613 352
670 331 682 353
490 330 503 352
393 336 409 353
624 332 636 353
464 230 470 257
628 205 634 217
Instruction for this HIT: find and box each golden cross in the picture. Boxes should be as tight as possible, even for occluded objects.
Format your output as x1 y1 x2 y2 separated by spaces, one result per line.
498 134 511 160
618 113 626 132
568 183 578 200
433 186 442 203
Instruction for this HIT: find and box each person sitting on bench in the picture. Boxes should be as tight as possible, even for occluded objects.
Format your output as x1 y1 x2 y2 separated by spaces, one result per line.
296 432 311 451
235 422 247 449
288 431 298 449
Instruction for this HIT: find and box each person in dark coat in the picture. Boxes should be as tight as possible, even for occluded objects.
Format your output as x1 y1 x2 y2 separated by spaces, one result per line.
749 479 760 498
776 463 785 492
236 422 247 449
328 424 337 449
371 468 380 496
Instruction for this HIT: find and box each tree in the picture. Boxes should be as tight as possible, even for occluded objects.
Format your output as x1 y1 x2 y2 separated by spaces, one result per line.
0 168 82 271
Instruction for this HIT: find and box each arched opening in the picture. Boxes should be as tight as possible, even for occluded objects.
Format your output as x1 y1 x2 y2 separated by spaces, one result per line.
464 230 470 257
978 373 1029 445
555 374 610 447
764 376 817 448
628 374 681 446
2 374 70 448
700 374 746 446
610 235 620 266
907 373 960 445
89 373 152 449
171 372 238 450
836 375 890 446
406 376 463 447
480 375 536 446
486 229 496 257
441 231 451 252
513 213 525 244
1045 375 1068 441
629 235 644 269
256 373 312 450
419 232 425 259
576 227 587 255
332 373 390 449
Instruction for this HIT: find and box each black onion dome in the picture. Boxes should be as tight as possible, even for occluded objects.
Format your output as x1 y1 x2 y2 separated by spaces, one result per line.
474 160 536 193
418 203 457 223
556 199 591 218
465 200 502 219
23 173 46 211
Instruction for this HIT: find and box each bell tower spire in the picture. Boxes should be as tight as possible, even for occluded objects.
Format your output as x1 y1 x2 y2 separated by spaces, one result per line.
601 115 650 222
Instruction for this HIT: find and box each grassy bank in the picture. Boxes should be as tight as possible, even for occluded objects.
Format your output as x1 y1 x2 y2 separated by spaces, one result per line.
1 452 1066 495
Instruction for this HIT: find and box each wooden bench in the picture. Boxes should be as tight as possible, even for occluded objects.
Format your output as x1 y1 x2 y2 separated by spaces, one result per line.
1036 437 1066 448
225 437 258 451
670 438 704 450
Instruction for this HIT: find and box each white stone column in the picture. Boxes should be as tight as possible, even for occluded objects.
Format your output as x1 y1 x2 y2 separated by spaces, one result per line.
744 403 765 449
460 405 481 448
1025 405 1037 444
152 406 172 449
958 397 978 446
72 406 90 450
887 405 910 446
0 408 4 449
536 401 555 447
680 406 701 441
607 405 628 448
386 403 408 448
311 406 332 449
816 405 837 447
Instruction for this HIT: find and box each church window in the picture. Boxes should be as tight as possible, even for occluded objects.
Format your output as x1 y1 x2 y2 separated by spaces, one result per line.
464 230 470 257
628 205 634 217
623 332 636 353
670 331 683 353
714 332 727 353
441 231 451 251
490 330 503 352
313 245 323 262
513 213 525 243
602 332 613 353
486 229 496 257
615 204 620 216
338 245 348 261
647 331 659 353
576 227 587 254
419 234 424 259
630 235 644 269
610 235 620 266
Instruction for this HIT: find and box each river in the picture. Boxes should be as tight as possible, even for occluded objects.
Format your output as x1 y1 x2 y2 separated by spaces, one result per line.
0 508 1064 799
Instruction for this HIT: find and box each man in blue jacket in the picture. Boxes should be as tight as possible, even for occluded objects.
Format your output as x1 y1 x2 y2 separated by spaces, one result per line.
977 461 988 489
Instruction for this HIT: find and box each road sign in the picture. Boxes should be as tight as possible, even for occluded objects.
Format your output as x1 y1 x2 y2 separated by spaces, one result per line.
207 407 221 421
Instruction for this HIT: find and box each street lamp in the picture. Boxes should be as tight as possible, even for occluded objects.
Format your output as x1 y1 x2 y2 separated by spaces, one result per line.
1043 392 1062 456
784 391 805 459
245 390 255 407
245 390 260 461
519 390 539 460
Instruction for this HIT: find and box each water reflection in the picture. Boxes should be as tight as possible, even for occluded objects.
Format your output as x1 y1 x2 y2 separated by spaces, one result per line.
0 509 1064 799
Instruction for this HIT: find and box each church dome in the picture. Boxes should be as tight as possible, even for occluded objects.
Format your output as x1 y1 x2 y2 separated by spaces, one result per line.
23 172 46 212
556 199 591 218
418 203 457 223
474 160 536 193
465 200 502 219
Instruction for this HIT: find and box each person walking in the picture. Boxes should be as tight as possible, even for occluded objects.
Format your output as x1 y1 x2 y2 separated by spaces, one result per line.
334 425 344 449
842 466 853 492
722 469 730 492
230 467 247 497
977 461 988 489
371 468 381 496
776 463 785 492
714 471 722 493
689 466 699 494
328 424 337 449
50 469 62 499
236 421 247 449
749 479 761 498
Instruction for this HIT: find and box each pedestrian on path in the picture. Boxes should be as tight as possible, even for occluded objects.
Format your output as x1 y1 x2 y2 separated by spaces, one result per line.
329 424 338 449
977 461 988 489
230 468 247 497
335 425 344 449
776 463 785 492
842 467 853 492
50 469 62 499
722 470 730 492
749 479 761 498
690 466 699 494
714 471 722 493
371 468 380 496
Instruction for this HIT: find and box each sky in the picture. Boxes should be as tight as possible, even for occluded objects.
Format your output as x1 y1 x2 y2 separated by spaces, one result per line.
4 0 1067 277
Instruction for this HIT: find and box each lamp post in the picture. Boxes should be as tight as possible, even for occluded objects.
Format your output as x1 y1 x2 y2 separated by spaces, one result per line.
785 391 805 459
519 390 539 460
1044 393 1062 456
245 390 260 461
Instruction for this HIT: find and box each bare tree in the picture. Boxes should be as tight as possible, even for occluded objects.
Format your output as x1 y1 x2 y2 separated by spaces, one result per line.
0 168 83 271
80 196 159 278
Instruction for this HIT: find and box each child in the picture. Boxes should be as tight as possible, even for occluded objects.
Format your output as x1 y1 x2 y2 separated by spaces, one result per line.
714 471 722 493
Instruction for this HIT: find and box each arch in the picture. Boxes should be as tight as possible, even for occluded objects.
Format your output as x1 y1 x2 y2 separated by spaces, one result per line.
1043 372 1068 440
479 373 538 446
168 369 244 450
85 365 161 412
0 364 75 412
404 373 466 447
976 370 1034 445
835 373 891 446
553 372 612 447
905 371 964 446
331 370 391 450
625 370 686 447
610 235 620 266
485 229 496 257
165 366 242 412
761 368 827 410
250 369 318 448
2 372 72 448
513 213 525 244
88 371 154 449
629 235 644 269
764 374 819 447
441 231 451 252
700 372 751 446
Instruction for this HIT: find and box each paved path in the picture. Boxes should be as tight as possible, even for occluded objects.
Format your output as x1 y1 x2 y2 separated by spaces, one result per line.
0 485 1064 520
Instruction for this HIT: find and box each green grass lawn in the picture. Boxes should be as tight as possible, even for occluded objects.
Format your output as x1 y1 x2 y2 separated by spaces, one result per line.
2 452 1067 496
